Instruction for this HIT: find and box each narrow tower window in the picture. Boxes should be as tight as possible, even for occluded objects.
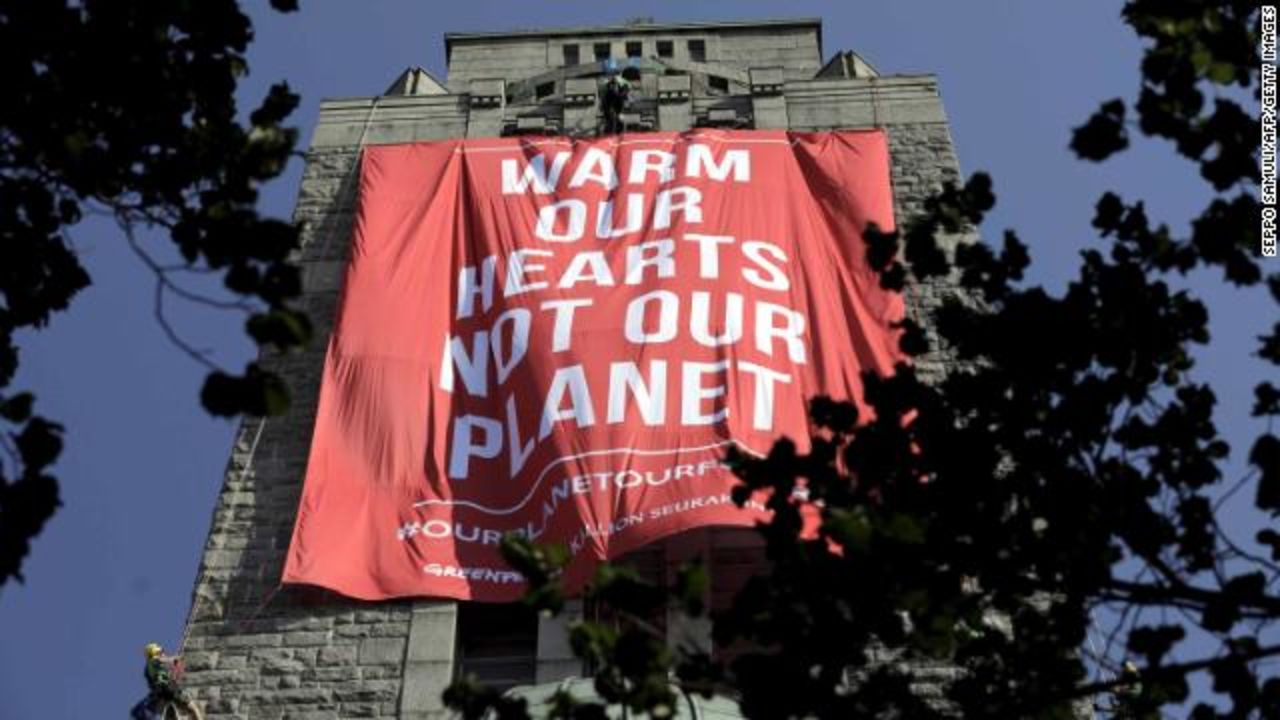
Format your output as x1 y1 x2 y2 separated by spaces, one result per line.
457 603 538 691
656 39 673 58
626 41 643 58
688 39 706 62
594 42 611 61
562 44 579 66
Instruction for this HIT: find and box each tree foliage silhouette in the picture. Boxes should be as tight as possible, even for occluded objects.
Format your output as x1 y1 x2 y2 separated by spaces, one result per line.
447 2 1277 718
0 0 306 586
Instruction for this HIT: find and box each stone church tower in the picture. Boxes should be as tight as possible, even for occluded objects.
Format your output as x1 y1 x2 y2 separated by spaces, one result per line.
180 18 969 719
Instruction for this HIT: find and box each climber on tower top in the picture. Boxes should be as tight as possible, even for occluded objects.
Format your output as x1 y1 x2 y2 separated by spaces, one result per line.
601 65 631 134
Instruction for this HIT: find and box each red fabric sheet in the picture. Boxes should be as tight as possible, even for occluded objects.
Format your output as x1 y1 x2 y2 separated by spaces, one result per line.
283 129 901 601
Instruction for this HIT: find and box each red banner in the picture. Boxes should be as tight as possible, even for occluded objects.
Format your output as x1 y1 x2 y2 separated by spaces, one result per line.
283 130 902 601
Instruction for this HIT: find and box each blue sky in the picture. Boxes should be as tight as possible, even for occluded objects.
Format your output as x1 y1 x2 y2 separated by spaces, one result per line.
0 2 1270 717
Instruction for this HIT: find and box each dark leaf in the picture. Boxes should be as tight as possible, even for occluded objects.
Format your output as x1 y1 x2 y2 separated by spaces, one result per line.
15 418 64 470
1071 99 1130 160
0 393 34 423
1252 435 1280 514
1254 383 1280 417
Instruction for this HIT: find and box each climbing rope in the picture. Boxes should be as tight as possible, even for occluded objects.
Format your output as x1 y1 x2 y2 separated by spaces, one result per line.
176 96 383 653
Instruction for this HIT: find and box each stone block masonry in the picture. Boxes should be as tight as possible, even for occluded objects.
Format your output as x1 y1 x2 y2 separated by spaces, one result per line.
180 26 976 719
181 139 462 719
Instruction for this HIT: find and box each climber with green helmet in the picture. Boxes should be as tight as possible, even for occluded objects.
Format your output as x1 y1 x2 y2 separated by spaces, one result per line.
131 642 204 719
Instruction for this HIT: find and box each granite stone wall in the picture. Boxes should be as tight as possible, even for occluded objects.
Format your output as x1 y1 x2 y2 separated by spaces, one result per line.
444 22 822 89
181 121 463 720
179 68 974 719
